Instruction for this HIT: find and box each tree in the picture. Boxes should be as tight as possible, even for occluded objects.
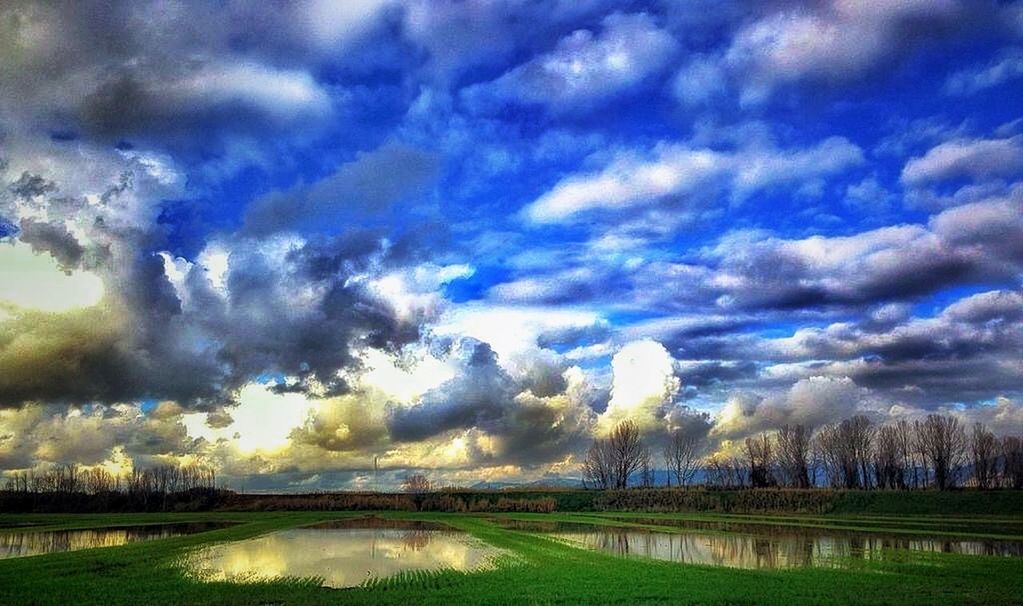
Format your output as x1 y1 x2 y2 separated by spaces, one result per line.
582 439 613 489
402 473 432 494
893 419 919 489
777 424 812 488
874 424 907 490
607 420 645 489
662 429 700 488
847 416 876 490
1000 436 1023 489
970 423 999 489
745 433 776 488
639 448 654 488
916 414 966 490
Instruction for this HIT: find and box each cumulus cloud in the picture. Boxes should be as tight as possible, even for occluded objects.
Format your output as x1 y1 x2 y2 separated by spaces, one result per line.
600 340 680 431
524 136 863 223
462 12 677 114
384 337 599 468
711 375 883 442
900 135 1023 187
722 0 981 103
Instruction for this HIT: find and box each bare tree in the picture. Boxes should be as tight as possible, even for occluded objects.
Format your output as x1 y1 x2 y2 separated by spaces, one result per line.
893 419 919 489
970 423 999 489
745 433 776 488
639 448 654 487
583 439 613 489
777 424 812 488
402 473 432 494
847 416 875 490
874 424 906 489
662 429 700 488
608 420 645 489
916 414 967 490
1001 436 1023 489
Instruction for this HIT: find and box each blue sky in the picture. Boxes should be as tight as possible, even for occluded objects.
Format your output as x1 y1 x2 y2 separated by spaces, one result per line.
1 0 1022 490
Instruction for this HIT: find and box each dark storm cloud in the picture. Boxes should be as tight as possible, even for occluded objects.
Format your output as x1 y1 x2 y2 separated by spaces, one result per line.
386 336 598 467
0 228 421 408
387 338 517 442
0 1 348 141
17 218 84 269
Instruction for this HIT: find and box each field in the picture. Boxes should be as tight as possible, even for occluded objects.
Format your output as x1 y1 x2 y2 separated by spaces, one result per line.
2 508 1022 605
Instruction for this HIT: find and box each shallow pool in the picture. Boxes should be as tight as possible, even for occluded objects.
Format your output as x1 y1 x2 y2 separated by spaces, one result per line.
496 518 1023 569
0 522 233 559
185 517 503 588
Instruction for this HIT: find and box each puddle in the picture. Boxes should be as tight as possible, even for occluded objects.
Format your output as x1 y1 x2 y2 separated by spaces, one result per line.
186 517 503 588
494 518 1023 569
0 522 233 559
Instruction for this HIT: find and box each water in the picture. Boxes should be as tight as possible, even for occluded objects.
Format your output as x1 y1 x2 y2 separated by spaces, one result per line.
496 519 1023 569
186 517 503 588
0 522 233 559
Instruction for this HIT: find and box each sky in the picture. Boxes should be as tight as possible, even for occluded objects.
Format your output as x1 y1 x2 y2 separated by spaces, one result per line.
1 0 1022 491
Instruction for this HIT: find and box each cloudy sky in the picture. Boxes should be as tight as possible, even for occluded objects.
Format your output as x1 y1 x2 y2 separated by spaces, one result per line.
1 0 1022 491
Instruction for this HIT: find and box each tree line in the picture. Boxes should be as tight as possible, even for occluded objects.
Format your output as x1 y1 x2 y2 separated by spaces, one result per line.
1 462 222 512
2 463 217 495
584 415 1023 491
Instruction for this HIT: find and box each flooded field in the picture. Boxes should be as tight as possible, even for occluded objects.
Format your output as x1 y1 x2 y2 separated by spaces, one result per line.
186 517 503 588
0 522 233 559
496 519 1023 569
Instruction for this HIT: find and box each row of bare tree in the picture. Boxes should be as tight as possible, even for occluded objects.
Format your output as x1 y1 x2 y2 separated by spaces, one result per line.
585 415 1023 491
2 463 217 496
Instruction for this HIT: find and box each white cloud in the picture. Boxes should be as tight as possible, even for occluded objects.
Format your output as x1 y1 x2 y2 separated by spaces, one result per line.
944 48 1023 96
724 0 967 103
462 12 677 113
524 137 863 223
900 135 1023 187
600 340 680 431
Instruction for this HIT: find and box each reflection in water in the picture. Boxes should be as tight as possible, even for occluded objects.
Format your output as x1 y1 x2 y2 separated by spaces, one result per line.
0 522 231 559
496 519 1023 570
187 526 501 588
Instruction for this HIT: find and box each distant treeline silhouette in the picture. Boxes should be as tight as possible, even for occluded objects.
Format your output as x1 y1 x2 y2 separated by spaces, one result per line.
0 463 225 513
584 414 1023 492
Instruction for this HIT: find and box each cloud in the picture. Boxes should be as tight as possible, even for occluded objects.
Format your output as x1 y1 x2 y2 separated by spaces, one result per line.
462 12 677 114
900 135 1023 187
599 340 680 432
944 47 1023 96
722 0 980 103
384 337 599 467
711 375 882 441
524 136 863 223
0 139 422 408
0 3 348 148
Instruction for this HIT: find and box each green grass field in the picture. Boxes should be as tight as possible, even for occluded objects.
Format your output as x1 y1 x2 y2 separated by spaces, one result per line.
1 510 1022 605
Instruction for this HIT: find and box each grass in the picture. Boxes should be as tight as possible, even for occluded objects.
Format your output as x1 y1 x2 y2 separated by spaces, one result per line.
0 510 1021 605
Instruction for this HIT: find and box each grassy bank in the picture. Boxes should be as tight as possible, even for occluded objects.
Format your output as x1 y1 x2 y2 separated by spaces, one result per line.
8 488 1023 517
1 510 1021 605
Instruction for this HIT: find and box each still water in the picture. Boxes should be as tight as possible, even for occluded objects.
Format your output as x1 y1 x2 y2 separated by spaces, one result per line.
496 519 1023 569
186 518 503 588
0 522 232 559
